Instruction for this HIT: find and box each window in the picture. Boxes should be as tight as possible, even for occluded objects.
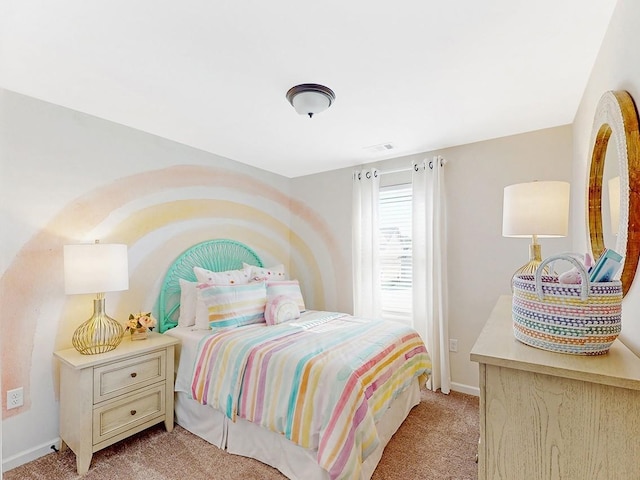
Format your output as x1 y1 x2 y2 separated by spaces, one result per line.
378 184 412 324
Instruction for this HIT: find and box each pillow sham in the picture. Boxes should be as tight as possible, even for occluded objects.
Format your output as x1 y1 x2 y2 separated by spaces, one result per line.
243 263 287 282
179 267 252 327
195 281 267 330
265 295 300 326
266 280 306 312
178 278 198 327
193 265 252 285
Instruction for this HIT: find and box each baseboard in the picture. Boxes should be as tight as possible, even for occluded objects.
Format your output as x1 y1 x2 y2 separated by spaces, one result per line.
2 437 60 473
450 382 479 397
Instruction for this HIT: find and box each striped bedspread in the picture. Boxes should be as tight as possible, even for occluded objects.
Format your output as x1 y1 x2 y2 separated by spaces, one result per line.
190 311 431 480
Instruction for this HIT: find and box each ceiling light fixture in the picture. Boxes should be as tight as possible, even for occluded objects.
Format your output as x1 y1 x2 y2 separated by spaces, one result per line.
286 83 335 118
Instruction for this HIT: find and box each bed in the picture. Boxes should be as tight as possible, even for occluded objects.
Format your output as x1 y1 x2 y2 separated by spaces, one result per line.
158 239 431 480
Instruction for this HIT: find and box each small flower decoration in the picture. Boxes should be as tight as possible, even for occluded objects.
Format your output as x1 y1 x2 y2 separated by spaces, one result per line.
127 312 157 332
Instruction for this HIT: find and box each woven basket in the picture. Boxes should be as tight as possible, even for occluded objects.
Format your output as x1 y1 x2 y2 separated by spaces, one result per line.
512 253 622 355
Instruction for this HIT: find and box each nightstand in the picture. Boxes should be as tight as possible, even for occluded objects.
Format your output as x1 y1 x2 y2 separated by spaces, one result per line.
54 332 180 474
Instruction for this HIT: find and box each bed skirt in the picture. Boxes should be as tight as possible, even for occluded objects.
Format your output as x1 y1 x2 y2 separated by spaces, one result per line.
174 378 421 480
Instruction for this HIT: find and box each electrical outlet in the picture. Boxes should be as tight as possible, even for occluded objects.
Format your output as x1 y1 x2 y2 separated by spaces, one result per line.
7 387 23 409
449 338 458 353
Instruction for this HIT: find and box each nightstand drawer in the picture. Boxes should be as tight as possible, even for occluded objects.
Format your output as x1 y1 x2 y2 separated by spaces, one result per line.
92 383 165 444
94 350 166 403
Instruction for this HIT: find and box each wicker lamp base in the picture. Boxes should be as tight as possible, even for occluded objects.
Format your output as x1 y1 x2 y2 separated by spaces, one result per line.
72 298 124 355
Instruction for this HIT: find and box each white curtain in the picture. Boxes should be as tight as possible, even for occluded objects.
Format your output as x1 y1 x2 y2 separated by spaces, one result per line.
352 168 382 318
412 156 450 394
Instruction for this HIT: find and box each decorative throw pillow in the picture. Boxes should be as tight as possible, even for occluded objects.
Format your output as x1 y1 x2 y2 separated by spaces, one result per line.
178 278 198 327
243 263 287 282
195 281 267 330
266 280 306 312
193 266 252 285
265 295 300 326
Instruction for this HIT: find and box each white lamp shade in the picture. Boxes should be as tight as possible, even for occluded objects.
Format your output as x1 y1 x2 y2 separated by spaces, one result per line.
291 91 332 116
608 176 620 235
64 243 129 294
502 181 570 237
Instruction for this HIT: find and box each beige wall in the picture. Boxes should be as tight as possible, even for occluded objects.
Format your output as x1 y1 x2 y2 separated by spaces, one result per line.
572 0 640 355
292 125 573 392
0 90 343 470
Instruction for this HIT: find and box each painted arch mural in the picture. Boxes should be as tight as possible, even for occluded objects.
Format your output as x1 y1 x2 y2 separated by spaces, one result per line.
1 165 346 418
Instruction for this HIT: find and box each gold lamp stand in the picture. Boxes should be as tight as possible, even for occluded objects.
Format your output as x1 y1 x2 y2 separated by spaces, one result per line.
513 235 550 277
72 294 125 355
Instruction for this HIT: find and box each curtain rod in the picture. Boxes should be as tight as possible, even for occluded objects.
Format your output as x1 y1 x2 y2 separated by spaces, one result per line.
378 166 412 175
377 157 447 176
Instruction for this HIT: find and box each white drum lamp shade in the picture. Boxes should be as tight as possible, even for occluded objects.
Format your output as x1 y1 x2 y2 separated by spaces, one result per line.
608 176 621 235
64 243 129 294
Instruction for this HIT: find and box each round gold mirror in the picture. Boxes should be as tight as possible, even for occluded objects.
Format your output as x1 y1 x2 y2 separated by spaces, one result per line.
588 90 640 297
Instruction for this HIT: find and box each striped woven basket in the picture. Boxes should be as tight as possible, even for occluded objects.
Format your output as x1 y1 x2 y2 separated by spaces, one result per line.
512 253 622 355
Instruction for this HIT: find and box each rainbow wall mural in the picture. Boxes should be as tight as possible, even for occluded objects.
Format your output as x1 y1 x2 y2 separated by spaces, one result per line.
1 164 346 419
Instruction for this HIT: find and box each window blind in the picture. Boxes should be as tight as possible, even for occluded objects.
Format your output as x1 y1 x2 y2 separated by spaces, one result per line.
378 184 412 324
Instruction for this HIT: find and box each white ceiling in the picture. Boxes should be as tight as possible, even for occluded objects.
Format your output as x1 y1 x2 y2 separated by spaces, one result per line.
1 1 617 178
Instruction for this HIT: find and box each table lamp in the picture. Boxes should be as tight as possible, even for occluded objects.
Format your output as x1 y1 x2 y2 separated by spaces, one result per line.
502 181 570 275
64 241 129 354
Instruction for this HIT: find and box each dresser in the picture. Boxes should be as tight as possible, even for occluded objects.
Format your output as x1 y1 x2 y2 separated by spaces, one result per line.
470 295 640 480
54 332 180 474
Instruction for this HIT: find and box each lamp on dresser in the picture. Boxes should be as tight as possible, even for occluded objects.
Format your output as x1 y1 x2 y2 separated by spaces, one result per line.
502 180 570 275
608 176 620 235
63 240 129 354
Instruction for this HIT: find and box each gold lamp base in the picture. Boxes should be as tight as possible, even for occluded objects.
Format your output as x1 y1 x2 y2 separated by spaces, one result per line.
72 296 124 355
513 242 550 279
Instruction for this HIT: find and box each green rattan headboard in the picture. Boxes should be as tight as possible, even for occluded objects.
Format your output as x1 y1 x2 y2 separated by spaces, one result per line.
157 239 263 332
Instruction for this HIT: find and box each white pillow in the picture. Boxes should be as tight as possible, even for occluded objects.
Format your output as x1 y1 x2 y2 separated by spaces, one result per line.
266 280 306 312
178 279 197 327
193 266 252 284
265 295 300 326
243 263 287 282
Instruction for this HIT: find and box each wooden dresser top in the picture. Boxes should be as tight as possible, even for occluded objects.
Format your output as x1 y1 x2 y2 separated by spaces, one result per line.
471 295 640 391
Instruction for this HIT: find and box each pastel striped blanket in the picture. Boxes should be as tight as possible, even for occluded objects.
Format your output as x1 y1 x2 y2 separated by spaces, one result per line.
190 311 431 480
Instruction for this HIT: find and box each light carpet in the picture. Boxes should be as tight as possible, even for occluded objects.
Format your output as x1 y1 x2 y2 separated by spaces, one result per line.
5 390 479 480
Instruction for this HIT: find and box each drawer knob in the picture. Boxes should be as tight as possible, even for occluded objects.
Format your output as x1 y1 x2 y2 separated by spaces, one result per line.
130 372 137 378
130 410 137 416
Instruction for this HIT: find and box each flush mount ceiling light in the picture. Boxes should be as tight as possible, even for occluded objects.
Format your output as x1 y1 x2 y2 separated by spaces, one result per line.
286 83 335 118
